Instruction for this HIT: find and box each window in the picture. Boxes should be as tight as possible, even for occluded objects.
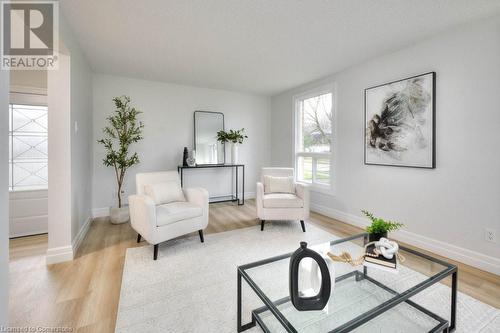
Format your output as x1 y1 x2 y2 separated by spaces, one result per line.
295 88 334 191
9 103 48 191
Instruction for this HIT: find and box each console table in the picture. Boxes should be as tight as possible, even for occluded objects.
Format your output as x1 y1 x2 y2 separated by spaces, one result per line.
177 164 245 205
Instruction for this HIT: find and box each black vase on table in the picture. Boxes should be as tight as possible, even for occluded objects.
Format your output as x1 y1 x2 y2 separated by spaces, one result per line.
182 147 189 167
289 242 331 311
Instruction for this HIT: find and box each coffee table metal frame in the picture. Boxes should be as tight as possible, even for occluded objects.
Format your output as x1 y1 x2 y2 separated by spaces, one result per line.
237 233 457 333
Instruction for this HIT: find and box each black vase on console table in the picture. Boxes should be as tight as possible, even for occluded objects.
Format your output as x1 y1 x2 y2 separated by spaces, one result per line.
289 242 331 311
182 147 189 167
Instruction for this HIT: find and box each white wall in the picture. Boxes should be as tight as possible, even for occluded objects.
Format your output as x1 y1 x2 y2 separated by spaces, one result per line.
47 13 93 263
66 26 93 244
57 12 93 247
47 44 72 262
0 63 10 326
92 74 270 211
271 16 500 274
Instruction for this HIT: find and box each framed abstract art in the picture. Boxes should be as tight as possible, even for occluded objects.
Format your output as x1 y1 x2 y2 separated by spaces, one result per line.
364 72 436 168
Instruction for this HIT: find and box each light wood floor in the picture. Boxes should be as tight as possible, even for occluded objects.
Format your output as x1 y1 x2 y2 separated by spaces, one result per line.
9 200 500 332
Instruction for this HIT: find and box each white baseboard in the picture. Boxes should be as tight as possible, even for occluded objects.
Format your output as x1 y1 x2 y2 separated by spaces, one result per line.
92 192 256 218
310 203 500 276
92 207 110 218
72 216 92 254
9 229 48 238
46 216 92 264
46 245 74 264
242 191 256 199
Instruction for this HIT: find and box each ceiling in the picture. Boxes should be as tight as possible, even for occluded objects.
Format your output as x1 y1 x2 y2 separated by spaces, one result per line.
60 0 500 95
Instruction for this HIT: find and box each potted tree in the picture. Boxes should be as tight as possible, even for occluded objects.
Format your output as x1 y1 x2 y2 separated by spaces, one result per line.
98 96 144 224
362 210 404 242
216 128 248 164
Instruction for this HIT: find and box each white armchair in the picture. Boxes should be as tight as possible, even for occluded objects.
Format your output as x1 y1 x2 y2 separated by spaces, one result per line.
128 171 209 260
256 168 310 232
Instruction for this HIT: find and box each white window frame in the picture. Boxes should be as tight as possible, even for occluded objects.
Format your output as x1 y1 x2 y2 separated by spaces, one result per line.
293 84 336 195
9 87 48 192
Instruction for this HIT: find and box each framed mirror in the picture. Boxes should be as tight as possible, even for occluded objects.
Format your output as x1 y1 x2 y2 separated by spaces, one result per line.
194 111 225 165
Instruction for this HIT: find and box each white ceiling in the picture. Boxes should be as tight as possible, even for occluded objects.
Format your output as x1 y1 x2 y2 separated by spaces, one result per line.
60 0 500 95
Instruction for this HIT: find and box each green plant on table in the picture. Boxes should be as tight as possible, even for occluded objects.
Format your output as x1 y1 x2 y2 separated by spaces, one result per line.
216 128 248 144
361 210 404 234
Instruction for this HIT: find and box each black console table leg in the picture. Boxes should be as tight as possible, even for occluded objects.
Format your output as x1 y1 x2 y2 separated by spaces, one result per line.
236 166 239 204
240 165 245 205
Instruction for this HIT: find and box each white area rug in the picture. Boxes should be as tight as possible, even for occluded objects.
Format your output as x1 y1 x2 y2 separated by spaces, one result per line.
115 223 499 332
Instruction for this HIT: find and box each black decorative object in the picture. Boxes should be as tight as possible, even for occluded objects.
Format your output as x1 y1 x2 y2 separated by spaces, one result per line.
289 242 331 311
182 147 189 167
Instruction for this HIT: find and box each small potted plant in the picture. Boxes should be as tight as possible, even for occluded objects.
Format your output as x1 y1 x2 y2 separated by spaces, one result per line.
98 96 144 224
216 128 248 164
362 210 404 242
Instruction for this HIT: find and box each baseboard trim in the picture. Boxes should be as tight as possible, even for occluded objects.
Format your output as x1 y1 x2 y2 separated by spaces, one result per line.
46 245 74 264
9 230 48 239
92 192 256 218
310 203 500 276
92 207 109 218
10 232 48 239
240 191 256 200
72 216 92 254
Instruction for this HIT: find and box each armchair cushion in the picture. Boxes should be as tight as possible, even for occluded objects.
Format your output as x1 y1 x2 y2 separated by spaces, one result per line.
263 193 303 208
145 180 185 205
263 176 295 194
156 201 202 227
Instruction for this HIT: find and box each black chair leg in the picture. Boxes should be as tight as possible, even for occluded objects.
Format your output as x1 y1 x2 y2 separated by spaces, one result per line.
261 220 265 231
137 234 141 243
300 220 306 232
198 230 204 243
153 244 159 260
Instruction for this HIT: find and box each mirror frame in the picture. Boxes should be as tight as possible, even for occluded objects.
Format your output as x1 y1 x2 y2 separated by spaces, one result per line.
193 110 225 165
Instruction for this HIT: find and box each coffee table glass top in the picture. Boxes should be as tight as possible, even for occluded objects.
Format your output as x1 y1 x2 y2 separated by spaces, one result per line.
238 233 457 333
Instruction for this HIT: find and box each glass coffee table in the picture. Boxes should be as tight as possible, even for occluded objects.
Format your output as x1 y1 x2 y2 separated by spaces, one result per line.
237 233 457 333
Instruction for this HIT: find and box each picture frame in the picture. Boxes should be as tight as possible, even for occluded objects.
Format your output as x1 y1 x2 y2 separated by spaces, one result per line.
364 72 436 168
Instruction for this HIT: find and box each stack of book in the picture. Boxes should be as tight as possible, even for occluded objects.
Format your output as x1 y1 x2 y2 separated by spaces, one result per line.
363 244 397 273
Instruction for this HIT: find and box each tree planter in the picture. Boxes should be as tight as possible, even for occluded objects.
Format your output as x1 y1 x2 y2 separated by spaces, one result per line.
97 96 143 226
110 206 130 224
368 232 388 242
